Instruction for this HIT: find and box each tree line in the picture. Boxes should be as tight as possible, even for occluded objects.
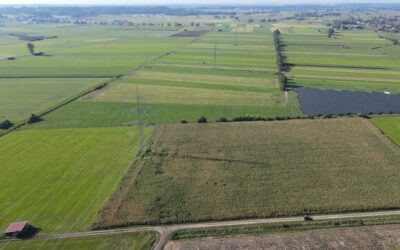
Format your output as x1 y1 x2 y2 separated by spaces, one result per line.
273 29 287 90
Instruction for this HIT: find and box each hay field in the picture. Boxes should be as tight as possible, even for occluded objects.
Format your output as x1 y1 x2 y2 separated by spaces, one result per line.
93 118 400 228
0 126 151 234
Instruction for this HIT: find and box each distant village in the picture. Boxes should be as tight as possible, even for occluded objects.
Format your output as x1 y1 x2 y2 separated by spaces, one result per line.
328 16 400 33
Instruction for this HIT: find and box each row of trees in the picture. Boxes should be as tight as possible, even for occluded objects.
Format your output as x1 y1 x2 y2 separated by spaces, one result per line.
273 29 287 90
179 113 372 125
379 35 399 45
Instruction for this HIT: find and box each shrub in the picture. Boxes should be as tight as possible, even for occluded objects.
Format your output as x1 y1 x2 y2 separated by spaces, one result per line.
197 116 207 123
27 114 42 124
216 117 228 122
180 120 188 124
358 114 370 119
0 120 13 130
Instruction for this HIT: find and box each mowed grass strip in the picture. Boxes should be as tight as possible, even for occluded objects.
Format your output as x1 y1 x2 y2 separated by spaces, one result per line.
130 71 277 88
0 126 151 234
93 118 400 228
119 78 274 93
0 232 157 250
28 100 297 129
83 83 285 107
372 116 400 145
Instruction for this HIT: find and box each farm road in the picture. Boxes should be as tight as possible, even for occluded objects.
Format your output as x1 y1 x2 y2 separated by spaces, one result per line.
24 210 400 250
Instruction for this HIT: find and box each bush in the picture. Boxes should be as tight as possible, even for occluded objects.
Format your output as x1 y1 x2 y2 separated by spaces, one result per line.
197 116 207 123
0 120 13 130
180 120 188 124
27 114 42 124
357 114 370 119
216 117 228 122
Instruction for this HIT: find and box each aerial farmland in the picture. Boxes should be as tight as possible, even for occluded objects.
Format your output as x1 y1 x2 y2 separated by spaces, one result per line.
1 3 400 250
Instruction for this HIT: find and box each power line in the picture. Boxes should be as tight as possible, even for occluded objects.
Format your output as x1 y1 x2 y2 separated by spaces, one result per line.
136 85 145 156
234 29 238 46
213 39 217 70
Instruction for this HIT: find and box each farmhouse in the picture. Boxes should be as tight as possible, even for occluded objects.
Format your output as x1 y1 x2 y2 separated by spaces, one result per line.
4 221 29 237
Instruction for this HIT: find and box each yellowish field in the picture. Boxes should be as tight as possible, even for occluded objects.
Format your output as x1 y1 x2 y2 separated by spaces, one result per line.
93 118 400 228
165 224 400 250
130 71 277 87
84 83 285 106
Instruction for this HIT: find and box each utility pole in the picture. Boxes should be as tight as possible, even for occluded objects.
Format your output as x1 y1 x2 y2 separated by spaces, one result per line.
136 85 144 155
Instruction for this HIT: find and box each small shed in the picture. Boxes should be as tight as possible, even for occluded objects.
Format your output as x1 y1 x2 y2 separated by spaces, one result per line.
4 221 29 237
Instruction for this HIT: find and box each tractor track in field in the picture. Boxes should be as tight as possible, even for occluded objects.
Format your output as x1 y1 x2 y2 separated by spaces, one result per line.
6 210 400 250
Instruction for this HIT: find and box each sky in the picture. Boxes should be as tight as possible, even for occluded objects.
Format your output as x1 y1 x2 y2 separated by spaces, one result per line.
0 0 398 5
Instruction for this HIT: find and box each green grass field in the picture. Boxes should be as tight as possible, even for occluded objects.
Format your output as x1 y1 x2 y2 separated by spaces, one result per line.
0 126 151 234
2 14 400 249
39 27 302 125
0 232 157 250
372 116 400 145
0 78 106 122
0 23 191 127
0 24 189 77
276 21 400 93
93 118 400 228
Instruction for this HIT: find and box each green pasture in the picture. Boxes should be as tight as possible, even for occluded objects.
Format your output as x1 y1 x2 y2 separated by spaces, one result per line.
0 78 106 122
27 98 300 129
372 116 400 145
0 126 151 234
67 29 302 124
0 232 157 250
0 24 190 77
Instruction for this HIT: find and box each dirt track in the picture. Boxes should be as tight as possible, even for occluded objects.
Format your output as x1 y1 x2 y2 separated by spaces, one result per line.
19 210 400 250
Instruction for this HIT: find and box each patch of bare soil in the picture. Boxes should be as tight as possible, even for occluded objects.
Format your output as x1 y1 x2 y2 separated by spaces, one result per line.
165 224 400 250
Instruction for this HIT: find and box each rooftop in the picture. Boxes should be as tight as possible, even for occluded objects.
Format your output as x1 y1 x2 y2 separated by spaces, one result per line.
4 221 29 234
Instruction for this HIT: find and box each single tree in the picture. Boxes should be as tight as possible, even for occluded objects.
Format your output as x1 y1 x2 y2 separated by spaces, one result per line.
328 28 335 38
27 42 35 55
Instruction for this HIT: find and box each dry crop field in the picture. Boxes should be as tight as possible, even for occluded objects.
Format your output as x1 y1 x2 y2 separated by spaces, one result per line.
93 118 400 228
164 224 400 250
